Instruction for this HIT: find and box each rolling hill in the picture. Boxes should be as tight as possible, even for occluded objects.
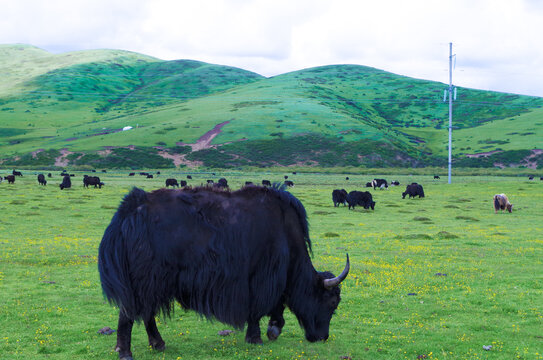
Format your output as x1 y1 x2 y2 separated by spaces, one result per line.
1 44 542 170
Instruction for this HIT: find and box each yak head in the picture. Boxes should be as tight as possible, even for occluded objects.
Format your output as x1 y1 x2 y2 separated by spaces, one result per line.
506 203 513 213
298 255 350 342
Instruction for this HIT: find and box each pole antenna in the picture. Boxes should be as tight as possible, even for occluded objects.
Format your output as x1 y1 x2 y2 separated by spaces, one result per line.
446 42 456 184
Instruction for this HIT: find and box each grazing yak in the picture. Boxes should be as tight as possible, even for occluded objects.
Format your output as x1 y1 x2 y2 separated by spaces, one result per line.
180 180 187 187
493 193 513 213
98 185 349 360
332 189 348 207
346 191 375 210
284 180 294 187
402 183 425 199
165 178 179 188
371 179 388 190
215 177 228 188
6 175 15 184
84 175 104 188
37 174 47 186
59 175 71 190
390 180 400 186
12 170 23 177
262 179 271 186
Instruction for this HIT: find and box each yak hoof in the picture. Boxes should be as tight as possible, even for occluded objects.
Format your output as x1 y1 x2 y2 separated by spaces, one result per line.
151 341 166 351
267 325 282 341
245 335 263 345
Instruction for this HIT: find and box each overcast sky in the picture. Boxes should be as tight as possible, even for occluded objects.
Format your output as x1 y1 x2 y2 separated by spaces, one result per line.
2 0 543 97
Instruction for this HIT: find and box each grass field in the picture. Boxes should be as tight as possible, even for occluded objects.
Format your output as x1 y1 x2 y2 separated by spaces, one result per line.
1 170 542 359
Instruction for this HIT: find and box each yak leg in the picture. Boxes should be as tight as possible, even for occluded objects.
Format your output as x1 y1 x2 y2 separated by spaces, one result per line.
245 317 263 344
267 303 285 341
115 312 134 360
144 316 166 351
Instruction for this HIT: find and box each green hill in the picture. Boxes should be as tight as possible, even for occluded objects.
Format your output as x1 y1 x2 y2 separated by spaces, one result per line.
1 44 542 170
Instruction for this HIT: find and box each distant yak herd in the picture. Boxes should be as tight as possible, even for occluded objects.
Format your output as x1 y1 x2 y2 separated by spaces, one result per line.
332 178 425 212
0 170 526 214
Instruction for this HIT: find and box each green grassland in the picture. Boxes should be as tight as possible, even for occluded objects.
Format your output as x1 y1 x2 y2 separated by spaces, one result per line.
1 171 542 359
1 45 542 169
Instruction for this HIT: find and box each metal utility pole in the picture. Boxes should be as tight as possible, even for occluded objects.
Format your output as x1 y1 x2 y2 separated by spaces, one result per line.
447 42 454 184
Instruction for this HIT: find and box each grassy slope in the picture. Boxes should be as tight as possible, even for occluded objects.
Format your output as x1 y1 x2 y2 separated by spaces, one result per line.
1 45 542 168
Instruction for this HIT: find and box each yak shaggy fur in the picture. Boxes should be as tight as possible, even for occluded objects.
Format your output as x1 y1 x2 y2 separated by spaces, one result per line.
98 184 348 359
493 193 513 213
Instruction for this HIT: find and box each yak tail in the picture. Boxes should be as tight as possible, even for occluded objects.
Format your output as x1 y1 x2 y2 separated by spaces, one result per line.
98 187 150 320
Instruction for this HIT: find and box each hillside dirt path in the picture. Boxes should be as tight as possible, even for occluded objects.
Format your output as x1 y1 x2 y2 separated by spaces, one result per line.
180 120 230 151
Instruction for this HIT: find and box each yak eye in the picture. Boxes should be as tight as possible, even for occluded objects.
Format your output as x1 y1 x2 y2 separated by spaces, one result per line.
328 296 339 309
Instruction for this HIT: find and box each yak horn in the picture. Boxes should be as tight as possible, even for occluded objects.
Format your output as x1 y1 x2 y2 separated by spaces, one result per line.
323 254 350 289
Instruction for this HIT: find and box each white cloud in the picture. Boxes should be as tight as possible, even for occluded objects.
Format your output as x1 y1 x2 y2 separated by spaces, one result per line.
1 0 542 96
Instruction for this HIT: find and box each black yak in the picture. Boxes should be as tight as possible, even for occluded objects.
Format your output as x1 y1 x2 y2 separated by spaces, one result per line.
59 175 71 190
165 178 179 188
346 191 375 210
493 193 513 213
84 175 104 188
332 189 348 207
371 179 388 190
262 179 271 186
402 183 425 199
284 180 294 187
37 174 47 186
12 170 23 177
98 185 349 360
6 175 15 184
215 177 228 188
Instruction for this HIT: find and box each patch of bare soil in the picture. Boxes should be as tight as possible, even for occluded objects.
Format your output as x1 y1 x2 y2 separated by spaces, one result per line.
31 149 45 158
524 149 543 169
157 151 203 168
465 150 503 158
54 149 74 167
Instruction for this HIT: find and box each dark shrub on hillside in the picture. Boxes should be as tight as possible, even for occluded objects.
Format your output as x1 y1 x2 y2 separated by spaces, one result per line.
3 149 61 166
455 149 534 168
74 147 174 169
187 133 432 168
